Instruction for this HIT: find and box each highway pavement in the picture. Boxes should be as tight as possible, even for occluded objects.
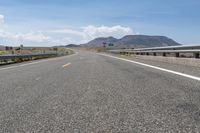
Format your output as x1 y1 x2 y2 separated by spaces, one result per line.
0 51 200 132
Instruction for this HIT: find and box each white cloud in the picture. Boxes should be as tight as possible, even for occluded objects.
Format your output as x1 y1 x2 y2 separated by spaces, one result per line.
51 29 84 37
0 24 133 46
0 31 50 42
82 25 133 43
82 25 133 38
0 14 55 45
48 37 72 45
0 14 4 24
50 25 133 43
16 32 50 42
0 30 74 46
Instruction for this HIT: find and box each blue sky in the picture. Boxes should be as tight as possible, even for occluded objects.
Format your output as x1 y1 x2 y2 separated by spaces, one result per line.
0 0 200 46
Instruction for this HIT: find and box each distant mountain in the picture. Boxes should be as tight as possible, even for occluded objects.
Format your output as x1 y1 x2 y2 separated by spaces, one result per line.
54 44 80 48
84 37 118 47
83 35 181 48
65 44 80 47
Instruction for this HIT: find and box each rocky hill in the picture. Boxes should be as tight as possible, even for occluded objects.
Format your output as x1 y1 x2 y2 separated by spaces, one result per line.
83 35 181 48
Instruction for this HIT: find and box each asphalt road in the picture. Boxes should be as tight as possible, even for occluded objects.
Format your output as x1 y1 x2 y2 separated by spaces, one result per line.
0 51 200 132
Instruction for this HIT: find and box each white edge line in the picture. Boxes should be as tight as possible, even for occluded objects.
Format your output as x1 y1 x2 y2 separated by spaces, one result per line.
99 53 200 81
62 62 71 67
0 52 78 71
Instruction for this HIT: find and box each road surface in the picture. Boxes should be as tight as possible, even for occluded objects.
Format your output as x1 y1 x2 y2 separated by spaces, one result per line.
0 51 200 132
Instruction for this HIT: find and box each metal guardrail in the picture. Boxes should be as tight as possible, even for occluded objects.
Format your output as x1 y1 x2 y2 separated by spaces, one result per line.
0 53 57 63
133 45 200 51
109 45 200 58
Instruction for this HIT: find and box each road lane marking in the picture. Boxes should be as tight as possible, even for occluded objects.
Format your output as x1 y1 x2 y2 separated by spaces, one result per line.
99 54 200 81
0 53 77 71
62 62 71 68
35 77 41 81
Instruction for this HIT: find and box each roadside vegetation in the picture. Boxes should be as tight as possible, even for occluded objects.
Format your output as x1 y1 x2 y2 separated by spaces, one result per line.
0 50 7 55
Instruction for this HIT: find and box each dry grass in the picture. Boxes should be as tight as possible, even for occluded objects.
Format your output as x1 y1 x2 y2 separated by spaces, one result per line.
0 51 7 55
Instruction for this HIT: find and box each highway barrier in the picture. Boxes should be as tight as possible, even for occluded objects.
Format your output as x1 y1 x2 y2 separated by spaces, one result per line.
109 45 200 58
0 53 58 64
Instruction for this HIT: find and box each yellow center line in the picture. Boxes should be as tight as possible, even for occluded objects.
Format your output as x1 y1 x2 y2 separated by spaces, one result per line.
62 62 71 68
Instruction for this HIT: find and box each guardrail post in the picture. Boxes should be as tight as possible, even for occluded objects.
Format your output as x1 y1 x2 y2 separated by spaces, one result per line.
194 53 199 58
175 53 179 57
162 53 166 57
